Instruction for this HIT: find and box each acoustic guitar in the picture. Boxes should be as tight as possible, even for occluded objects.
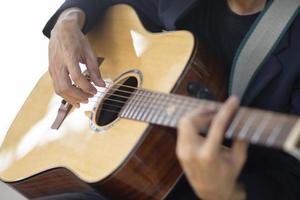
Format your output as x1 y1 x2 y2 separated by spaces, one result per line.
0 4 299 200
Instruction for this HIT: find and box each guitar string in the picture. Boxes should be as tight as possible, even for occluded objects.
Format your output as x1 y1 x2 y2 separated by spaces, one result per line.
82 84 205 124
82 97 285 146
73 82 286 144
95 84 168 99
88 89 204 115
72 80 205 112
91 85 203 106
102 80 143 90
88 90 202 121
91 105 281 147
74 79 211 110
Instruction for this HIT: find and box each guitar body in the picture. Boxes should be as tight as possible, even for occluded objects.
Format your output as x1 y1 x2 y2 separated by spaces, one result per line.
0 5 227 199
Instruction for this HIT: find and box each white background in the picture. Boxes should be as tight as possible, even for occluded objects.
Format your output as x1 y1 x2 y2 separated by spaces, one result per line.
0 0 64 199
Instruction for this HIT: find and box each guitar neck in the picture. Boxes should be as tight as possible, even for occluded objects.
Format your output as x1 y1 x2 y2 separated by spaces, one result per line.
120 89 300 149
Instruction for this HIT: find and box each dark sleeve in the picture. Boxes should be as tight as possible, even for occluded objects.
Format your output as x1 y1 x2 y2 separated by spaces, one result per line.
240 158 300 200
43 0 162 38
240 75 300 200
290 76 300 115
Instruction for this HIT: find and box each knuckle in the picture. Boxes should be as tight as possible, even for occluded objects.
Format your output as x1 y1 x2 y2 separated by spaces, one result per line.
176 147 194 163
56 85 72 95
178 115 193 128
54 87 63 95
72 74 84 83
198 150 213 164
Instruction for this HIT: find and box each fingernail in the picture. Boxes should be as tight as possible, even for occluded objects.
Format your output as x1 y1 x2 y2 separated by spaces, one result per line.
90 88 97 95
96 79 105 87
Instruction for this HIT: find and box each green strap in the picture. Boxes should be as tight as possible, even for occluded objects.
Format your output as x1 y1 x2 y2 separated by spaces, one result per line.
229 0 300 98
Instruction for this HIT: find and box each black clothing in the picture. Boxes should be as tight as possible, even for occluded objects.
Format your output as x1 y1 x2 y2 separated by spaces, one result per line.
176 0 259 66
43 0 300 199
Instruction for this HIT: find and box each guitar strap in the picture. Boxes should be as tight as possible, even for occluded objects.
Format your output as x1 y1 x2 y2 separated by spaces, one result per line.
229 0 300 99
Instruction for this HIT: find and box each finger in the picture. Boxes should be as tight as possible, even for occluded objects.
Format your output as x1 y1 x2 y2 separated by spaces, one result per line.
84 47 105 87
232 140 248 168
51 74 81 108
62 94 81 108
205 96 240 155
177 107 216 156
55 67 91 103
65 86 91 103
66 59 97 95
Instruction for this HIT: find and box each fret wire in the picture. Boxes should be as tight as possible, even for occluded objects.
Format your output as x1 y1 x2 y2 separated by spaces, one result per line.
120 92 134 118
154 93 171 124
93 95 192 114
122 91 139 118
135 90 151 120
251 113 272 144
120 91 157 119
167 94 197 126
225 109 245 139
171 96 200 127
160 94 180 126
128 90 145 119
169 96 190 127
137 91 150 121
147 93 165 123
118 91 191 121
156 94 170 125
93 85 217 117
172 95 205 127
143 92 159 123
92 84 297 149
98 87 209 123
237 112 257 140
169 101 184 127
116 86 218 127
139 91 154 121
278 118 297 146
266 116 286 147
119 89 132 117
139 92 173 124
95 87 193 107
132 90 147 120
178 99 207 127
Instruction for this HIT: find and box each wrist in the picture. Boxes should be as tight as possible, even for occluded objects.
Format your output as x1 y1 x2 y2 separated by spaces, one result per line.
52 8 86 36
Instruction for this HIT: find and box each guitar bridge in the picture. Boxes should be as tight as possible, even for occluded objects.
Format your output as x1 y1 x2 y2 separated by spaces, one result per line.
51 100 73 130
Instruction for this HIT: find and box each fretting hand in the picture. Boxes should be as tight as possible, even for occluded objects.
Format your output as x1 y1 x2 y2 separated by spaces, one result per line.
176 96 248 200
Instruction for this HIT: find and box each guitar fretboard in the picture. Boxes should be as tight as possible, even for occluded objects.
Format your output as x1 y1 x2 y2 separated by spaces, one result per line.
120 89 298 148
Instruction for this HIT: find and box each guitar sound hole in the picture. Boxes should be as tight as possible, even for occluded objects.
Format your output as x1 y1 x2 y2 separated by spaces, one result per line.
96 77 138 126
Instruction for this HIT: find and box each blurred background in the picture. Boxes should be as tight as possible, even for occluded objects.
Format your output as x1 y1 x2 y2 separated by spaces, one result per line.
0 0 63 199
